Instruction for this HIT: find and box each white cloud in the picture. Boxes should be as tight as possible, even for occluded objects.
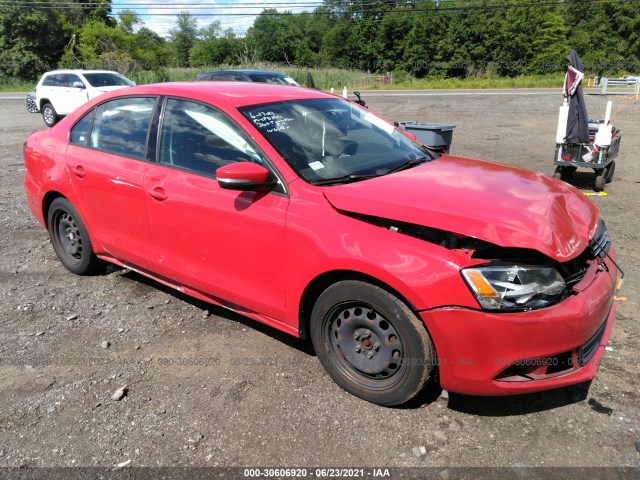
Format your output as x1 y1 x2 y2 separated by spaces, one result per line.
112 0 313 38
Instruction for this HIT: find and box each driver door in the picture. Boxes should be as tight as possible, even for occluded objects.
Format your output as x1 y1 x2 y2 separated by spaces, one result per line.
144 98 289 320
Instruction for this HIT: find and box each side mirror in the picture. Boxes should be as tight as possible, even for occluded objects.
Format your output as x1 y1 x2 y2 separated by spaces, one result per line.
216 162 275 192
72 81 85 89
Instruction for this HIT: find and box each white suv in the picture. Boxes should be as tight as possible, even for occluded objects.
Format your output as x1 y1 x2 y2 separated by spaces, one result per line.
35 69 134 127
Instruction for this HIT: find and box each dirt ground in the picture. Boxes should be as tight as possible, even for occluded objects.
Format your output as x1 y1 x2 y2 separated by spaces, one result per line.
0 90 638 473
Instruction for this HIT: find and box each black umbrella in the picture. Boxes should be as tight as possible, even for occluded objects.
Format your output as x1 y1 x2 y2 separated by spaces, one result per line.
564 50 589 144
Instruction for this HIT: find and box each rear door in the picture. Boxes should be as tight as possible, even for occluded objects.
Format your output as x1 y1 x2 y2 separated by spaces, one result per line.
143 97 289 319
65 96 158 270
50 73 87 115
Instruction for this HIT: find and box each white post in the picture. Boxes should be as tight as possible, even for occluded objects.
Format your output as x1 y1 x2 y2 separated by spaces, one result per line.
604 100 613 125
556 100 569 144
342 86 348 98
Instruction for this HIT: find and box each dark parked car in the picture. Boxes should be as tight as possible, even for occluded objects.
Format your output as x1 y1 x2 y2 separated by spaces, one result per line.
196 69 299 86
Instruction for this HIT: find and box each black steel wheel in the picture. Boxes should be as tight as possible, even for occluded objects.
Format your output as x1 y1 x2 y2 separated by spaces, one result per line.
310 280 436 406
605 161 615 184
41 102 59 127
47 198 101 275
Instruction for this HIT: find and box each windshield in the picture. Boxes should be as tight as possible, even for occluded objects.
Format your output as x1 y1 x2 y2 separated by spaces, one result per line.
240 98 432 184
83 73 134 88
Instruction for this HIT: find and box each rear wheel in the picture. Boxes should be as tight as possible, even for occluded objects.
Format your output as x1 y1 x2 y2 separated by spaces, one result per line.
42 103 59 127
47 198 101 275
310 280 436 406
605 161 615 184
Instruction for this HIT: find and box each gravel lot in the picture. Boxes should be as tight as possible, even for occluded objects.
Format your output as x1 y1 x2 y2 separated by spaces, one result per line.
0 90 638 472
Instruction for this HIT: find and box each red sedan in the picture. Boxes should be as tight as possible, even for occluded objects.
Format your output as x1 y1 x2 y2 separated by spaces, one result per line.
23 83 620 406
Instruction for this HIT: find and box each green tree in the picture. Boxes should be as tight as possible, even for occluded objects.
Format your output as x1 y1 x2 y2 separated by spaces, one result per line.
0 2 67 79
133 27 171 69
320 15 359 68
247 9 299 64
190 24 240 67
76 19 135 72
169 11 199 67
117 9 142 35
564 0 639 75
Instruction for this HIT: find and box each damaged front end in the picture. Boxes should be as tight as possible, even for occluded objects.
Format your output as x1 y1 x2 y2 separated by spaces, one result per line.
344 211 621 313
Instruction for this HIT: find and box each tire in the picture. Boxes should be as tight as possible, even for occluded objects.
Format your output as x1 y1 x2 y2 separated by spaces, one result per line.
42 102 59 127
26 96 38 113
310 280 436 406
552 167 564 180
47 198 101 275
605 161 615 184
594 169 605 192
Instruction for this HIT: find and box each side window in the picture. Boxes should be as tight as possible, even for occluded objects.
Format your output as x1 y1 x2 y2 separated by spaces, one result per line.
42 75 55 87
70 109 95 146
68 74 83 88
54 74 69 87
159 98 264 176
90 97 156 159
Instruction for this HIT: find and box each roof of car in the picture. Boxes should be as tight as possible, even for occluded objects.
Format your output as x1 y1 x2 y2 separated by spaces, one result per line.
43 69 124 75
200 69 288 76
94 81 330 109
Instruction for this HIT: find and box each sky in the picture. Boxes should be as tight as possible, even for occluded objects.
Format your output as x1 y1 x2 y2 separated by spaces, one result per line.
111 0 316 37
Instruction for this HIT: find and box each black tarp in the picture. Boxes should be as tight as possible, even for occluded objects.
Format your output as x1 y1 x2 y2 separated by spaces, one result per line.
565 50 589 144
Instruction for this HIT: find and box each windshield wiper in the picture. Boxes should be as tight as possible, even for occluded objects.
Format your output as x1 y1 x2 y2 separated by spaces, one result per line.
385 156 430 175
311 173 381 186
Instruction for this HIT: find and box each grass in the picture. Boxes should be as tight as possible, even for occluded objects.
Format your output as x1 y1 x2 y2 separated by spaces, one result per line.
388 73 566 90
128 65 566 91
0 80 35 93
0 66 567 92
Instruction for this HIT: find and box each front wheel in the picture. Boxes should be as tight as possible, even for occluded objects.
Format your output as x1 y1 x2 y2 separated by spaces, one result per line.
47 198 101 275
553 167 564 180
310 280 436 406
594 169 605 192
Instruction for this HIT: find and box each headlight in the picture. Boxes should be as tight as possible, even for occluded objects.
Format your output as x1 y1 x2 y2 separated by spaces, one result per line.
461 266 565 310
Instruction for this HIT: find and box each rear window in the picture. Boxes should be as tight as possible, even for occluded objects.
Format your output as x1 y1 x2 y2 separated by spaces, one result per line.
42 75 56 87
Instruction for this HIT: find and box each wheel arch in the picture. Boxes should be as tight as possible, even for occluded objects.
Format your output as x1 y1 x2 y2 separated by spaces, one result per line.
297 270 423 341
39 98 51 110
42 191 67 230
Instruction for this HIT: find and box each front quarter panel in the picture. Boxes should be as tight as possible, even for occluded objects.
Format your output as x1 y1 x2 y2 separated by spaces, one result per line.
284 181 481 328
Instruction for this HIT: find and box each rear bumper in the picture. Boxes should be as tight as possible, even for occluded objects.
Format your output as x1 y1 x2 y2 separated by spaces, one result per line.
422 253 618 396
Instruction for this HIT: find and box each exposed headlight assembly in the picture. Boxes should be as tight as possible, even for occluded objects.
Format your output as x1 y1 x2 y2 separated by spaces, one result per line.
461 266 565 311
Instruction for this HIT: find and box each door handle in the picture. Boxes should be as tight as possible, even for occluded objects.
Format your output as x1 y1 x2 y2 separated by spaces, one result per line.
71 165 86 178
147 187 168 201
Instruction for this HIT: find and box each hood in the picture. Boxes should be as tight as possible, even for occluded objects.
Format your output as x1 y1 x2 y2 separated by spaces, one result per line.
323 155 598 261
